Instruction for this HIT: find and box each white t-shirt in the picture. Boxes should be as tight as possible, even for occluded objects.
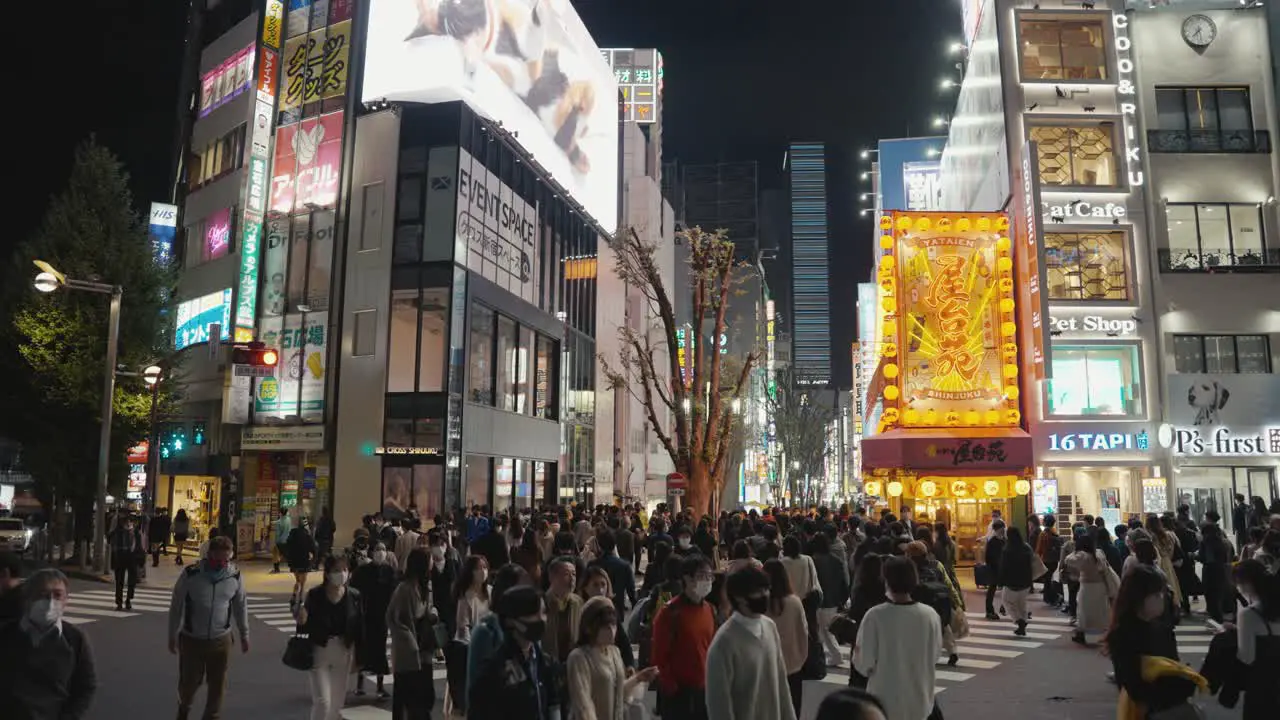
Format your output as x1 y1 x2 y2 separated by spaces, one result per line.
855 601 942 720
1236 604 1280 665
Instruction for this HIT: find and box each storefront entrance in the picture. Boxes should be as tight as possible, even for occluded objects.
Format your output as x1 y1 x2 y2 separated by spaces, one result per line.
1174 465 1277 536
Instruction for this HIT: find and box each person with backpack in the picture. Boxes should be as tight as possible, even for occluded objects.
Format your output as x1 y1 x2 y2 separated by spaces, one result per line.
652 554 717 720
166 535 249 720
1035 514 1064 606
905 540 961 666
0 568 97 718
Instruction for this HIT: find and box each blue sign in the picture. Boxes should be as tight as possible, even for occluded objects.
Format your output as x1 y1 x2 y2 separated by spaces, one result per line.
175 289 233 350
1048 430 1149 452
876 137 947 211
148 202 178 267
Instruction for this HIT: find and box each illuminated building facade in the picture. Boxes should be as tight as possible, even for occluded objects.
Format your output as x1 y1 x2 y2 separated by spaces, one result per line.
788 142 832 387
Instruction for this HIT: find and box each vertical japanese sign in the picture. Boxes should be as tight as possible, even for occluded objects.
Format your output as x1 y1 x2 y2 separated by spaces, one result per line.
263 0 284 50
281 19 351 111
254 313 328 419
148 202 178 266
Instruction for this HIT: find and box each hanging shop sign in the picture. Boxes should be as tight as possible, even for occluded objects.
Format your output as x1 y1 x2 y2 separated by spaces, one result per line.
1157 424 1279 457
241 424 325 451
1032 477 1058 515
1042 201 1127 221
1014 142 1050 380
263 0 284 50
1048 430 1150 453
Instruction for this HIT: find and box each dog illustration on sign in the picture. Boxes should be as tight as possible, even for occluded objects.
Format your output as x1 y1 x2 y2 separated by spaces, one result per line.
1187 381 1229 426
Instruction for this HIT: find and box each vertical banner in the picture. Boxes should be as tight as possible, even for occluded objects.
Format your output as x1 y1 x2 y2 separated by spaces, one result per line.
148 202 178 266
263 0 284 50
269 110 344 214
1014 141 1050 382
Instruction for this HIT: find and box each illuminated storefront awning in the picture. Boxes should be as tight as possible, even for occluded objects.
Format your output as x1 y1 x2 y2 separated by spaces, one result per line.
862 428 1034 474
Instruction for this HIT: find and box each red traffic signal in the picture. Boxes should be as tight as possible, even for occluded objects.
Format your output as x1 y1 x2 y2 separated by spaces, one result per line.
232 342 278 367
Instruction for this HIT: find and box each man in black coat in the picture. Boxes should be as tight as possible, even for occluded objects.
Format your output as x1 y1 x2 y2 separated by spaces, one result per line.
984 520 1007 620
149 509 172 566
0 568 97 719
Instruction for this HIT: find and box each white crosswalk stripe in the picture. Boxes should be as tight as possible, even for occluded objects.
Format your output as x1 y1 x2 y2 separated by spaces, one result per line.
62 586 270 626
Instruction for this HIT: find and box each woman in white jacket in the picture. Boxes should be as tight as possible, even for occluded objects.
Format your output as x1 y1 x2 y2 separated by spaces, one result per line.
566 596 657 720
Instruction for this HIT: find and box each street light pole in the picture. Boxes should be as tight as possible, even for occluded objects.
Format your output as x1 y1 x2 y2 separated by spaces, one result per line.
92 288 122 575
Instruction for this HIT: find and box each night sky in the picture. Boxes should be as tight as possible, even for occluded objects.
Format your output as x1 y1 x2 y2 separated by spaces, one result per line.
8 0 960 390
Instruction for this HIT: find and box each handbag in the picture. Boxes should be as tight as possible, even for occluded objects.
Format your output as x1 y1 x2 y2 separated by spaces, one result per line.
1030 553 1049 582
949 607 970 639
1099 555 1121 600
282 633 314 670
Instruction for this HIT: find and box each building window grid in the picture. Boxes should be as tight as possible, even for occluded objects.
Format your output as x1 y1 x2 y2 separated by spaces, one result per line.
1172 334 1272 374
1030 123 1120 188
1151 86 1264 153
1043 230 1130 301
1019 17 1110 82
1163 203 1271 270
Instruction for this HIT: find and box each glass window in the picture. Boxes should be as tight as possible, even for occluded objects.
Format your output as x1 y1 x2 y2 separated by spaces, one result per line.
1043 231 1129 301
384 417 413 448
1030 124 1118 187
1155 87 1252 132
1173 335 1272 373
535 334 557 420
464 455 490 510
533 461 547 507
514 460 532 509
468 303 495 405
1047 344 1143 417
497 315 518 412
1163 203 1268 270
1236 336 1270 373
412 465 443 520
388 290 418 392
413 417 444 448
516 326 534 414
495 457 514 510
1203 336 1236 374
1172 335 1205 373
382 466 412 519
287 215 311 312
1020 18 1108 81
418 287 448 392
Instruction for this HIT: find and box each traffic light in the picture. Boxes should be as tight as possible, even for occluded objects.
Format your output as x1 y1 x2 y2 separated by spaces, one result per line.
159 423 188 459
232 341 279 368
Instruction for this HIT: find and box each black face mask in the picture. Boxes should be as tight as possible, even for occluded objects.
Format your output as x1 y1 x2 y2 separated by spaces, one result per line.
745 595 770 615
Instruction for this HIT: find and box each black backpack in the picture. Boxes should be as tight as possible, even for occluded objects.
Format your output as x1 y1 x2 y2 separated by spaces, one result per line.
913 564 953 626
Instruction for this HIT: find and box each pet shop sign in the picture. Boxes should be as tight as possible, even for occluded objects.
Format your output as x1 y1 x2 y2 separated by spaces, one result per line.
1048 314 1138 337
1157 425 1279 458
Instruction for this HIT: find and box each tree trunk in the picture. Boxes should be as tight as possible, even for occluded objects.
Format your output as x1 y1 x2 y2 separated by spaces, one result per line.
687 455 712 519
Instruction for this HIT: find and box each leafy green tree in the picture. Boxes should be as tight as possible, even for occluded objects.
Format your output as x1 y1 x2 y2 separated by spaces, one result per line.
0 138 173 541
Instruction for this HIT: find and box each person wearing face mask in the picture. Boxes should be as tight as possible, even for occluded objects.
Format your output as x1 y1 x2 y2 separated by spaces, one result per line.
651 554 717 720
704 566 797 720
1107 565 1202 719
167 535 249 720
299 555 363 720
673 527 696 558
351 542 395 702
567 595 659 720
388 549 440 718
578 565 636 672
427 530 459 639
0 568 96 718
469 585 562 719
853 556 942 720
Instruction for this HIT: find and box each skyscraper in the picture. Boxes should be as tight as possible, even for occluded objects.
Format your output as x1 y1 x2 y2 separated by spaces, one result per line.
788 142 831 386
682 161 759 260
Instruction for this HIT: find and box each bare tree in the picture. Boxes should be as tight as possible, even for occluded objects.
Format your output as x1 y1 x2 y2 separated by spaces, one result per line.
600 226 758 516
767 367 836 507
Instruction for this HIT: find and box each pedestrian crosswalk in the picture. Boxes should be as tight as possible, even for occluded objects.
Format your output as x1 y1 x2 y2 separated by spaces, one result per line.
65 586 269 626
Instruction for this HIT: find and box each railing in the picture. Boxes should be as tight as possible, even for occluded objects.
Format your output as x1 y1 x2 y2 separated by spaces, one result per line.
1158 247 1280 272
1147 129 1271 154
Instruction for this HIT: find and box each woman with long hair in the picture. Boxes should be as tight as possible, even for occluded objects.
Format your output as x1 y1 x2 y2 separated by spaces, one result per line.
1064 534 1111 646
1196 522 1234 623
444 554 489 717
933 522 957 581
299 555 363 720
351 541 395 701
510 529 544 587
1233 559 1280 718
172 508 190 565
1144 514 1182 614
1000 527 1035 636
763 558 809 717
725 539 763 574
566 596 658 720
578 564 636 670
387 548 437 718
1106 566 1199 718
844 553 887 687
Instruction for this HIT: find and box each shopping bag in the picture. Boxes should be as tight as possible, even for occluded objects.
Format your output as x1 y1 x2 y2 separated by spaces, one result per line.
949 608 971 640
1030 553 1049 581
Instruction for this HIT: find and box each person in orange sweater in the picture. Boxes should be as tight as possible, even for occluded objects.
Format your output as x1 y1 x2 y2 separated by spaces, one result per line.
652 554 717 720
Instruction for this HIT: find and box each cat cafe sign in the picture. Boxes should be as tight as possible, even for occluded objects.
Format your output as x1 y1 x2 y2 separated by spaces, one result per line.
1042 200 1127 222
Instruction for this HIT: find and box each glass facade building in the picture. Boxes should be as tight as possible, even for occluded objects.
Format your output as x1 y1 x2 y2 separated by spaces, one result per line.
788 142 831 386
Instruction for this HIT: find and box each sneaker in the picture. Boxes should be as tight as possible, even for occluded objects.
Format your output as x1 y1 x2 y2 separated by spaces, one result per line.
1014 622 1027 637
1068 617 1077 626
1071 632 1088 646
947 653 959 667
999 605 1006 616
376 690 390 702
116 604 123 612
985 612 1000 621
125 601 132 611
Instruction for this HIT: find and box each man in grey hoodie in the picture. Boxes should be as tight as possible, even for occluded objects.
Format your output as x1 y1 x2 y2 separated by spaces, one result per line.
167 536 249 720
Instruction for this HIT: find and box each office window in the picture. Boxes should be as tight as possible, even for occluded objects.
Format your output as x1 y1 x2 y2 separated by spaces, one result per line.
1173 335 1271 373
1030 124 1118 187
187 124 247 191
1163 203 1269 270
1020 18 1108 81
1152 87 1261 153
1044 231 1129 300
468 303 495 405
1048 344 1144 416
496 314 518 412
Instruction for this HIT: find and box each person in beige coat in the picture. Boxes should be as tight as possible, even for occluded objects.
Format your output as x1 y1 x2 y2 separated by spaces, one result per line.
386 548 437 718
762 559 809 717
566 596 657 720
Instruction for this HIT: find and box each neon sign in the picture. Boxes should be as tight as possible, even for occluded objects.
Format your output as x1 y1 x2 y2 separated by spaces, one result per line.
1158 425 1279 457
1113 13 1145 187
1049 431 1150 452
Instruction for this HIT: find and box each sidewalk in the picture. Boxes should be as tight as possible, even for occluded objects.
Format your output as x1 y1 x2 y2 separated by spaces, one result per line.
69 553 308 596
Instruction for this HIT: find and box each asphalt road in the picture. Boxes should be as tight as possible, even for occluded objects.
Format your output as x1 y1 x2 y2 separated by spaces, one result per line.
63 575 1245 720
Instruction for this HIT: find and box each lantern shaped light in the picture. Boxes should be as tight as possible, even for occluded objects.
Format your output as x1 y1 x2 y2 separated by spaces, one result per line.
1005 386 1020 401
920 480 938 497
996 235 1011 251
977 216 992 232
884 386 900 401
1015 479 1031 496
863 480 882 497
887 481 904 497
884 363 899 379
984 479 1001 496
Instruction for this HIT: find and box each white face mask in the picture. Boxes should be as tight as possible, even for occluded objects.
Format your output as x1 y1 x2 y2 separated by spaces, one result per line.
327 570 349 587
28 598 64 627
678 538 692 549
431 546 446 560
478 568 489 585
371 550 387 565
688 579 713 602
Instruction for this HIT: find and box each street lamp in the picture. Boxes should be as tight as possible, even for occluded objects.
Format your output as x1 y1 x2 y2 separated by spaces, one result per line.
940 78 956 90
33 260 123 575
142 365 163 515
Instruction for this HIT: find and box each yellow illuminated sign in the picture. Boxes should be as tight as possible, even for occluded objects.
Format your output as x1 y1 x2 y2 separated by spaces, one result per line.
884 212 1020 428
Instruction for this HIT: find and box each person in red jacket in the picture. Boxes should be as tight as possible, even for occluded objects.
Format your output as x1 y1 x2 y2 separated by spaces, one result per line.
652 554 717 720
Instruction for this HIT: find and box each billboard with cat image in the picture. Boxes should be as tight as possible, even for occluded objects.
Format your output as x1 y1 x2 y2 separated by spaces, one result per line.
362 0 619 233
